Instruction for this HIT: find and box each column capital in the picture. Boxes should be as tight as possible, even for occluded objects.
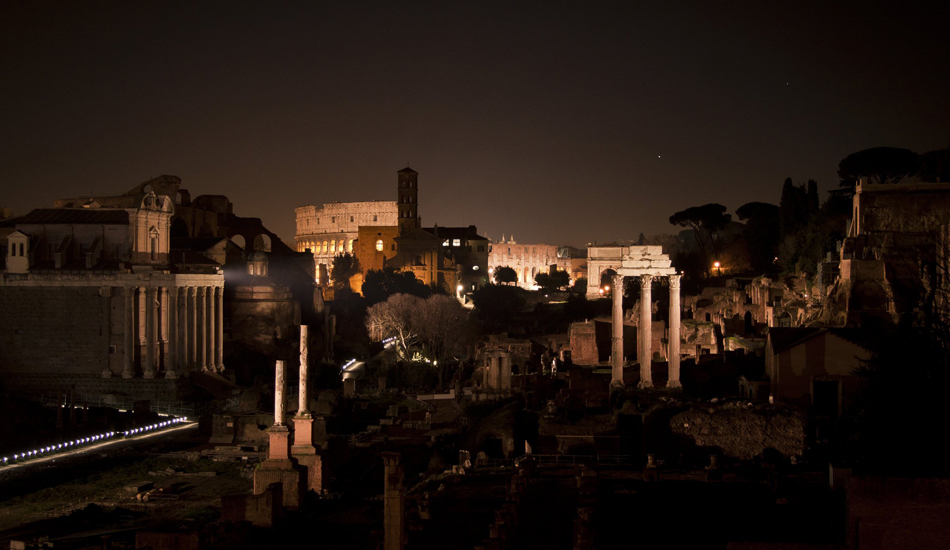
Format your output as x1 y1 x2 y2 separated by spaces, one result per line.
640 273 654 285
669 273 682 289
612 272 625 285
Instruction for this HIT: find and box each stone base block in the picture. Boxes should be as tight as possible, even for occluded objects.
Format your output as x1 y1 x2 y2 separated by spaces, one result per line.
253 460 305 509
292 450 323 493
223 483 283 527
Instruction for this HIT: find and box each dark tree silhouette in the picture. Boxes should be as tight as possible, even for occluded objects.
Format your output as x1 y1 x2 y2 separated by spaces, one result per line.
330 252 361 290
472 285 526 334
736 202 780 274
535 270 569 291
837 147 919 187
493 266 518 285
917 148 950 182
361 266 431 305
669 203 732 277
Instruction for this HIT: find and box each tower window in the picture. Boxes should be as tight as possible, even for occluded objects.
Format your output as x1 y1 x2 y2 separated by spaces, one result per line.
350 216 354 222
376 239 384 251
373 215 378 222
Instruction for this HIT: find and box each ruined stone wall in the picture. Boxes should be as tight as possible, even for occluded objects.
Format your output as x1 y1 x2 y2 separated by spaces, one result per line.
670 404 804 459
0 286 108 374
489 241 560 287
295 201 397 239
855 182 950 236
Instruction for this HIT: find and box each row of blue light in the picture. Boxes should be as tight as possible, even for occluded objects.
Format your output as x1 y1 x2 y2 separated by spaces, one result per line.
122 417 186 437
1 417 187 466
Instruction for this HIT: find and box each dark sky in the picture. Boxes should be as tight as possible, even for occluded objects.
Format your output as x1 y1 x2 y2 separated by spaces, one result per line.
2 1 948 247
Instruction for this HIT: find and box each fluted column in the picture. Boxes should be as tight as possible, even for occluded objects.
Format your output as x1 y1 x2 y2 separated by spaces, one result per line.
166 287 179 379
159 287 168 374
206 286 215 371
188 287 197 368
177 288 188 371
137 287 147 374
639 274 653 388
216 286 225 372
197 287 207 371
611 273 625 387
668 274 682 388
144 287 157 379
122 287 134 379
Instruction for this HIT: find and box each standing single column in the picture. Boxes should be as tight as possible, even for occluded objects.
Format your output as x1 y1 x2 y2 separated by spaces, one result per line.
166 287 179 379
611 273 625 387
177 288 188 371
197 287 207 371
274 359 286 426
206 286 215 371
298 325 309 414
215 286 225 372
122 287 134 379
639 274 653 388
668 274 682 388
144 287 157 379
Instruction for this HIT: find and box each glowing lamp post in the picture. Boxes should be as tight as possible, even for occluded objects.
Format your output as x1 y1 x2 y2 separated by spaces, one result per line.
713 261 721 277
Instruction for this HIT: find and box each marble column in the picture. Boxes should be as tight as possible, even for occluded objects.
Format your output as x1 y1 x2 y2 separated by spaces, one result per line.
137 287 147 374
274 359 286 426
166 287 179 379
188 287 197 368
668 274 682 388
298 325 309 415
206 286 215 371
611 273 625 386
215 286 225 372
293 325 320 492
197 287 207 371
159 287 168 375
144 287 157 379
638 274 653 388
122 287 134 379
177 288 188 371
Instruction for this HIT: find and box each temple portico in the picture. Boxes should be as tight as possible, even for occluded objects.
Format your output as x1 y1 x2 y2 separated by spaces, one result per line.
590 245 680 389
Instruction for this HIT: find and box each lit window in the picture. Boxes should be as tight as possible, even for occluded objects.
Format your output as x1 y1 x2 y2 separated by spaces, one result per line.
452 239 461 246
443 240 450 247
348 240 354 252
376 239 384 251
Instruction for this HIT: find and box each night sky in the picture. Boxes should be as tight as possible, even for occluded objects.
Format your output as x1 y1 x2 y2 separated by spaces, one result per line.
2 1 948 247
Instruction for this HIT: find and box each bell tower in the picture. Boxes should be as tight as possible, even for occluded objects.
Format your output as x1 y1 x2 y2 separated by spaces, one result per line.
397 167 419 234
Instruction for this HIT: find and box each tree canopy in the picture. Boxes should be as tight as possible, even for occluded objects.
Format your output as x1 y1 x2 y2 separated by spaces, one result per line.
535 270 569 291
736 201 780 274
837 147 919 187
493 266 518 285
361 266 431 305
330 252 361 290
669 203 732 277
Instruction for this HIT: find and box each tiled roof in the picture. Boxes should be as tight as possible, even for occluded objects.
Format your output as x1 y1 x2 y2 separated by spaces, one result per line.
14 208 130 225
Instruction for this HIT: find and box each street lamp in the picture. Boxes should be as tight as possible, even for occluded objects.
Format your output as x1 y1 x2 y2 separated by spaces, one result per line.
713 261 721 277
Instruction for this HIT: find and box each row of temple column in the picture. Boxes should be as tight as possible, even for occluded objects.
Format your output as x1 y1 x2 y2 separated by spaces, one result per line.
612 273 681 388
115 285 224 380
